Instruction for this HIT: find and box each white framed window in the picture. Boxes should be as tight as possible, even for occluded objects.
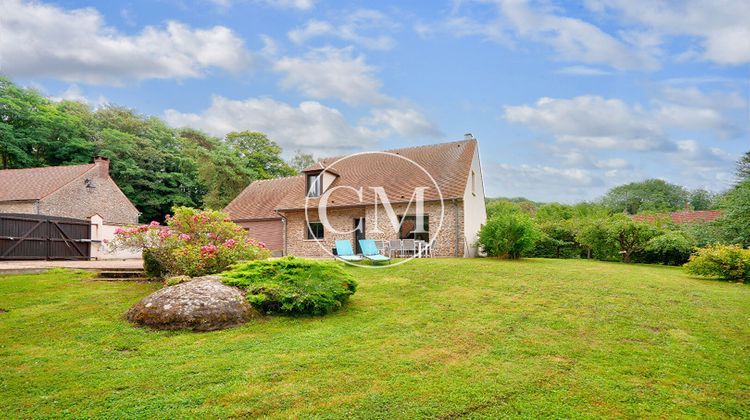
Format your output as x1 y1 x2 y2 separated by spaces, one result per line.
307 174 322 197
471 170 476 196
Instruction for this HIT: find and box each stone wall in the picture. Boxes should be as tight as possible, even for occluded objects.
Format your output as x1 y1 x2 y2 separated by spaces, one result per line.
285 207 365 257
39 167 139 224
0 201 37 214
284 201 465 258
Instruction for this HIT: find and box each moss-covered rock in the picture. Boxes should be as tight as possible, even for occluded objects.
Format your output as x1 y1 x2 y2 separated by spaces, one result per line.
126 276 258 331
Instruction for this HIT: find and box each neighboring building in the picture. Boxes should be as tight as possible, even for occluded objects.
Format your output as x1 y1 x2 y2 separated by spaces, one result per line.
631 210 723 224
0 157 140 259
225 138 487 258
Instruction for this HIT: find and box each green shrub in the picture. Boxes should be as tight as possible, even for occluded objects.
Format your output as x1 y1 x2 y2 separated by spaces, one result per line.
574 217 620 261
530 221 580 259
109 207 270 278
643 231 694 266
221 257 357 315
142 248 167 279
478 212 539 259
684 245 750 282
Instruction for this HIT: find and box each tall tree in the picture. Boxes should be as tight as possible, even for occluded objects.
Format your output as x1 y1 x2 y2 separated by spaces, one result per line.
689 189 716 211
0 77 92 168
92 106 203 222
225 131 296 179
718 179 750 247
605 215 661 263
289 149 316 173
738 150 750 181
602 179 689 214
177 129 253 209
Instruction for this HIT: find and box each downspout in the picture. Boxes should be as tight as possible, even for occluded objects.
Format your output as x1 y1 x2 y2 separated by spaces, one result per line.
275 210 288 256
453 199 459 257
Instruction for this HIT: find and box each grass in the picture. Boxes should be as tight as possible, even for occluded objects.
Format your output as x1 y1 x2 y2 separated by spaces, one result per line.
0 260 748 418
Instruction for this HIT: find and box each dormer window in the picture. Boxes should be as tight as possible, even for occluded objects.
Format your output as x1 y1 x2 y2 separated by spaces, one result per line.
307 173 322 197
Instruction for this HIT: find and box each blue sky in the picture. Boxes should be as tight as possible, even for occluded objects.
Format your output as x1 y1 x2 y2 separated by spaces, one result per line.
1 0 748 202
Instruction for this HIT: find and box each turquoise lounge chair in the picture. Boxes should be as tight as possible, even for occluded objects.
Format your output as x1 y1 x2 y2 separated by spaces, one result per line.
335 240 363 262
358 239 391 264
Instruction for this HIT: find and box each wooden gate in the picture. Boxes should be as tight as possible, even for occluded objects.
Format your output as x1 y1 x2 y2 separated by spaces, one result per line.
0 213 91 260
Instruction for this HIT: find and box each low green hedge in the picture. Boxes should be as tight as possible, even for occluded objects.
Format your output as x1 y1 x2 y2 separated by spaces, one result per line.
221 257 357 315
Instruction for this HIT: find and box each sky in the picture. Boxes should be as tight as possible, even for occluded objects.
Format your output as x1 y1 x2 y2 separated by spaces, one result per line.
1 0 748 202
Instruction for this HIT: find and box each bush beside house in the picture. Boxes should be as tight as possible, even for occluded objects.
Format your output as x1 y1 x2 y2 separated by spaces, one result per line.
109 207 270 278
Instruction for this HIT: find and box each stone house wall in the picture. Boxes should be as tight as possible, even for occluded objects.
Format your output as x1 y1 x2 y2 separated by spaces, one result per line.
38 167 139 225
283 201 465 258
0 201 37 214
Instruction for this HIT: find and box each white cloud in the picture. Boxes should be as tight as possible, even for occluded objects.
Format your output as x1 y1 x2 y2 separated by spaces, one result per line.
435 0 659 71
259 35 280 57
419 16 513 46
274 46 386 105
262 0 315 10
163 96 441 154
362 107 443 138
504 89 746 152
556 66 612 76
658 86 747 110
288 9 397 50
587 0 750 65
0 0 252 85
501 90 744 197
484 162 605 202
504 96 671 151
497 0 660 70
210 0 315 11
438 0 749 69
48 85 108 108
164 96 375 152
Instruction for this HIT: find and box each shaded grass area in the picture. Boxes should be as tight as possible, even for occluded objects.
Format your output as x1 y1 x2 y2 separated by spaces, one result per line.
0 260 748 418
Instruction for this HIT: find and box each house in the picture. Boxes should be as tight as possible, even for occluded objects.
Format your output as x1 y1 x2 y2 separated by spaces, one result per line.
631 209 723 224
0 157 140 259
224 137 487 258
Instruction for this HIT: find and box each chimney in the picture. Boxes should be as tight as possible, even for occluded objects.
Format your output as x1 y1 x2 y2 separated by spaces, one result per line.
94 156 109 178
464 133 474 140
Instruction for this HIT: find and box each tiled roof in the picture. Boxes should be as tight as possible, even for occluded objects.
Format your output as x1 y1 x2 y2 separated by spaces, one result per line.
224 175 305 220
631 210 723 224
225 139 478 220
0 164 96 202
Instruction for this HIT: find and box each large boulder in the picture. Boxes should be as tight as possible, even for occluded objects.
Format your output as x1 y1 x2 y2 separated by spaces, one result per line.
126 276 257 331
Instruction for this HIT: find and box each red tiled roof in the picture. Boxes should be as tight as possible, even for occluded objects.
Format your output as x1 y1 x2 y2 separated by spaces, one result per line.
0 164 96 202
631 210 723 224
224 175 304 220
225 139 478 220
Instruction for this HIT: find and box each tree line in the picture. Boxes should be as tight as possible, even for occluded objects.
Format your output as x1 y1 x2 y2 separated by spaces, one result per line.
0 77 316 222
480 157 750 264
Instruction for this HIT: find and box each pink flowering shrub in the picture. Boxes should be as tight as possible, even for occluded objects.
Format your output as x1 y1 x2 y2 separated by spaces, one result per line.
108 207 270 277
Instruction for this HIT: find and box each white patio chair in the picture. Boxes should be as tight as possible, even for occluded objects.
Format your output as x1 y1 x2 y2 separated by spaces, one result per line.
388 240 402 258
401 239 416 257
375 240 387 255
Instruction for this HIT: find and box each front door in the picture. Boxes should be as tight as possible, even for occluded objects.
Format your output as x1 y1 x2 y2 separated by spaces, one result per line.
353 218 365 254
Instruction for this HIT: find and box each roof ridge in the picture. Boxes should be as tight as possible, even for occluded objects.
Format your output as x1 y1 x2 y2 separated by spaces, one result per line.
252 174 305 183
308 139 476 170
384 138 474 154
0 162 95 173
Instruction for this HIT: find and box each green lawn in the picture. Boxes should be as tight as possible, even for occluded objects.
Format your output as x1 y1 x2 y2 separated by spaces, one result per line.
1 260 748 418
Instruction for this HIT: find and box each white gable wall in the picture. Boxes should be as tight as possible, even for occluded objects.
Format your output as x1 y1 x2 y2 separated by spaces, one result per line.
462 146 487 257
